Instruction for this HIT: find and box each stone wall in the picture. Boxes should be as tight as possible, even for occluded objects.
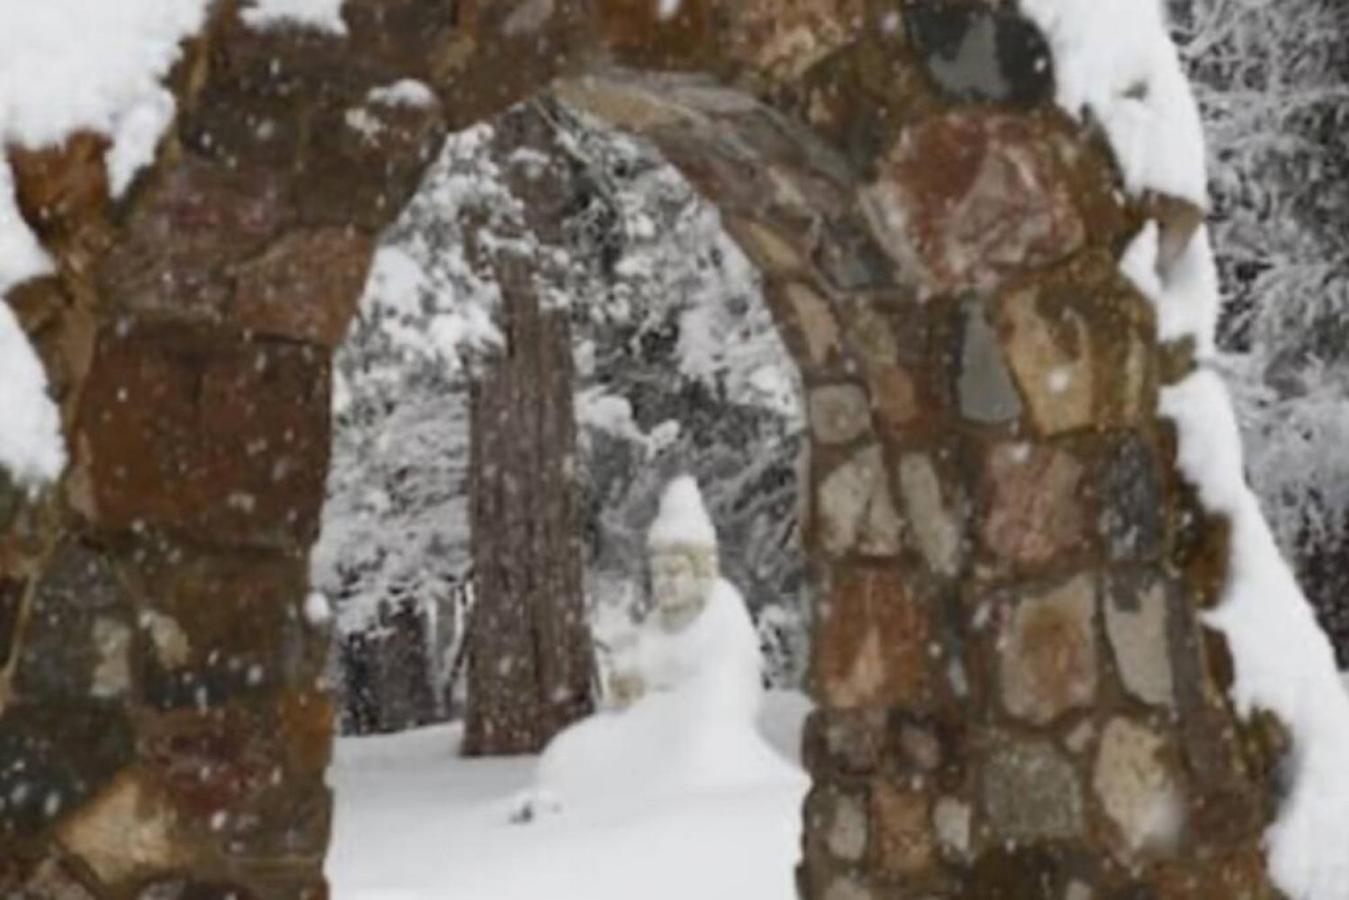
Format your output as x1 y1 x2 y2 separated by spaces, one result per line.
0 0 1284 896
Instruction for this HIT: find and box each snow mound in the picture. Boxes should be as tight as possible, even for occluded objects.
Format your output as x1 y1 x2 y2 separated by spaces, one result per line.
0 302 65 488
1162 373 1349 899
367 80 437 109
1020 0 1207 207
647 475 717 549
329 693 811 900
532 578 796 813
1120 219 1222 358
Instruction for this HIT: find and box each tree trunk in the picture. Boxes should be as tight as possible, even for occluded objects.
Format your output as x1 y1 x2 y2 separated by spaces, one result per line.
462 104 595 756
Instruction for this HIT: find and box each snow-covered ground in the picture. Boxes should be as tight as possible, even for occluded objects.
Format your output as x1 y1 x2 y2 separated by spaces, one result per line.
328 691 811 900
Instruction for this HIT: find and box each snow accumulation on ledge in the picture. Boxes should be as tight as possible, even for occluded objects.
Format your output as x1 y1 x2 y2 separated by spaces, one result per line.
1021 1 1349 896
241 0 349 35
0 0 210 488
0 303 64 488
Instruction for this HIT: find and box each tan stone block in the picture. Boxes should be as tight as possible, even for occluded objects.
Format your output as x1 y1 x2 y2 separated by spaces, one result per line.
871 782 934 875
57 771 184 888
932 795 971 860
817 445 903 556
780 282 842 369
809 384 872 445
1105 580 1175 708
999 574 1099 725
724 216 806 273
1000 289 1094 435
723 0 865 80
805 786 868 862
897 453 962 576
1093 718 1185 857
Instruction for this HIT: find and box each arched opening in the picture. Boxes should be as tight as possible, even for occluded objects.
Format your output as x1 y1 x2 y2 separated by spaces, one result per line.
321 96 813 893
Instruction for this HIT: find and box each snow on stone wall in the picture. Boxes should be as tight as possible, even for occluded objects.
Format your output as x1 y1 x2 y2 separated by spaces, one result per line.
0 0 209 486
0 303 64 487
1022 0 1349 894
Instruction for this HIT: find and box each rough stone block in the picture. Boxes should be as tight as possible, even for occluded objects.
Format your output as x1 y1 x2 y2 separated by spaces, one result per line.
780 282 843 370
1098 435 1164 562
1105 577 1175 708
75 327 330 549
814 567 930 708
98 157 291 325
999 574 1099 725
817 445 903 556
932 795 971 860
1093 717 1184 857
809 384 873 445
56 771 185 890
129 544 313 710
903 3 1054 106
870 782 934 875
803 708 886 776
957 299 1022 425
999 289 1094 435
15 541 133 704
805 786 868 862
723 0 865 81
0 703 133 839
234 228 374 347
897 452 963 577
982 737 1084 842
981 441 1088 570
862 112 1085 297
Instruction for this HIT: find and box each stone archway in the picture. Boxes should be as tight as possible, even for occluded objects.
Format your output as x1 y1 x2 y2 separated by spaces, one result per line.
0 1 1282 897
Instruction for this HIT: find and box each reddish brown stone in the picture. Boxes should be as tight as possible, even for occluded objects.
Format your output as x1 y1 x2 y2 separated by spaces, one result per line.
235 228 374 347
814 567 930 708
868 363 921 435
139 707 279 818
74 327 329 548
862 112 1085 297
981 442 1089 570
97 157 291 324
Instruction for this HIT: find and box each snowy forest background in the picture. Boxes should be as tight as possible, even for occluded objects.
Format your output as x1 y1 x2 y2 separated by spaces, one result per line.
311 0 1349 735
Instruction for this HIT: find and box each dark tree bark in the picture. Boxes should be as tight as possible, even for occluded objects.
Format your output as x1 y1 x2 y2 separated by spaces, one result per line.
462 104 595 756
